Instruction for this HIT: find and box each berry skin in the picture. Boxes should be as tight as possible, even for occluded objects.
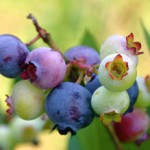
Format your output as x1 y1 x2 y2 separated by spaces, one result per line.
113 108 150 144
135 76 150 108
0 34 29 78
65 45 100 65
100 33 142 65
45 82 95 135
98 53 137 92
21 47 66 89
7 80 45 120
91 86 130 119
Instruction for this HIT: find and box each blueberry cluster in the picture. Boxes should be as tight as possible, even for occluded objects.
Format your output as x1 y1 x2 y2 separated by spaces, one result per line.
0 24 150 149
1 37 100 135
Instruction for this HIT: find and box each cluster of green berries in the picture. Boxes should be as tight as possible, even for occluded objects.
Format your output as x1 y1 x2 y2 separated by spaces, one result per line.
95 33 150 144
92 33 141 122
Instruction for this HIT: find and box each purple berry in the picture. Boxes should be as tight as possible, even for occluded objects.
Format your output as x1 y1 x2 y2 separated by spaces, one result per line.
64 46 100 82
0 34 29 78
113 108 150 144
65 45 100 65
21 47 66 89
45 82 95 135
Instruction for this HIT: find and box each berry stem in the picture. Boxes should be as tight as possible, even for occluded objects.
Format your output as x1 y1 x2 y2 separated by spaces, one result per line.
64 63 72 81
26 34 40 46
76 70 84 84
104 123 123 150
27 13 63 55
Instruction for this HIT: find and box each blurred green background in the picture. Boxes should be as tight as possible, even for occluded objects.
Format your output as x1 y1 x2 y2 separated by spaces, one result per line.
0 0 150 149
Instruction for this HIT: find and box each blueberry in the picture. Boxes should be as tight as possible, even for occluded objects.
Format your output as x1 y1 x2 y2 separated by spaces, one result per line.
45 82 95 135
125 81 139 114
0 34 29 78
65 45 100 65
64 45 100 82
21 47 66 89
85 74 102 94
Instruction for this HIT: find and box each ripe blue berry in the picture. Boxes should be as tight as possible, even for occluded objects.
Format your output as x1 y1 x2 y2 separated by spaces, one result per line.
85 74 102 94
0 34 29 78
45 82 95 135
124 81 138 114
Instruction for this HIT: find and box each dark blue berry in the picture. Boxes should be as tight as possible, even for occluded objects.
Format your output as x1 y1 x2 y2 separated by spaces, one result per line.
45 82 95 135
85 74 102 94
0 34 29 78
124 81 139 114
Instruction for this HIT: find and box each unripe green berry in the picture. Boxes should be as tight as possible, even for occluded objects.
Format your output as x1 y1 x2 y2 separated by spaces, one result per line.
98 53 137 92
100 33 142 65
9 116 45 143
11 80 45 120
135 76 150 108
91 86 130 116
0 125 14 150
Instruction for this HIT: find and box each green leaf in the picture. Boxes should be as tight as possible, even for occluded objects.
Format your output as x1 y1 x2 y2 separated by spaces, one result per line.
68 135 82 150
140 20 150 52
80 29 99 52
68 118 116 150
68 117 150 150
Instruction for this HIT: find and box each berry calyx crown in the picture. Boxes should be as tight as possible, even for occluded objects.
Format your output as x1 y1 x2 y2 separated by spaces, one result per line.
105 54 129 80
126 33 143 55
